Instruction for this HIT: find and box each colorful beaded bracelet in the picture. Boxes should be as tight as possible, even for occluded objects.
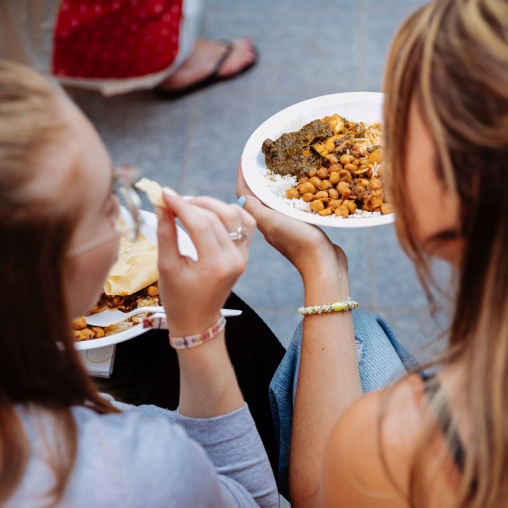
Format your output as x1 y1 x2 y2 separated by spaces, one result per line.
169 315 226 350
298 297 359 315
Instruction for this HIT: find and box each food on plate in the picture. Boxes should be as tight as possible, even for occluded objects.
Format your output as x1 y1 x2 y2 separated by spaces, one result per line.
262 120 333 176
261 114 392 219
73 231 160 342
135 177 177 208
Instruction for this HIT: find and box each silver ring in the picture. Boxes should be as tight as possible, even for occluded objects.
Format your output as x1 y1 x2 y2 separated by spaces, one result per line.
229 226 248 242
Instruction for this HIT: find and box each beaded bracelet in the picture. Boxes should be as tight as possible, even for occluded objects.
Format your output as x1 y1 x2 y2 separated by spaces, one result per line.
298 297 359 315
169 315 226 349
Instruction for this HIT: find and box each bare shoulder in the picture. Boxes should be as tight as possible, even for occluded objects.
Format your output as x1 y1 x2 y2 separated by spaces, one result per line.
321 374 427 508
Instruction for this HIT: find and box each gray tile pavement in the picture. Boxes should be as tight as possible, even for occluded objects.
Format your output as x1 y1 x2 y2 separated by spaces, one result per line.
73 0 446 365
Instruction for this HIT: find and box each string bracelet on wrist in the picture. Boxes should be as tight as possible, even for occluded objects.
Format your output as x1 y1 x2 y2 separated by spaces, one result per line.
298 297 358 315
169 315 226 349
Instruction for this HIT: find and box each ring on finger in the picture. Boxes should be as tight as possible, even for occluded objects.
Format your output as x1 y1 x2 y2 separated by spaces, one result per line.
229 226 248 242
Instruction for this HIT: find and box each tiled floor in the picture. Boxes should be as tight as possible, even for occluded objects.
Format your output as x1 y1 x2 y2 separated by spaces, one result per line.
70 1 453 505
72 0 451 365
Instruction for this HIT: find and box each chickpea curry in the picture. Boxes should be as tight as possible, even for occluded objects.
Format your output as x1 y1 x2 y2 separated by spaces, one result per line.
72 283 160 341
262 115 393 218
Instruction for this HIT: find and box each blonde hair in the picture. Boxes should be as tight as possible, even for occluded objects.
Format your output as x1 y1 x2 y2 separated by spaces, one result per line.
383 0 508 506
0 61 118 505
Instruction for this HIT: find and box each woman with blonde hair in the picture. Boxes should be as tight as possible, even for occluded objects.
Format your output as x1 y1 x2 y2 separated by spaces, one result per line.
0 60 277 507
239 0 508 506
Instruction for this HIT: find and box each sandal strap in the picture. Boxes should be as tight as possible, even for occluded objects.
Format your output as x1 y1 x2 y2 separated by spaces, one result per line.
208 40 234 79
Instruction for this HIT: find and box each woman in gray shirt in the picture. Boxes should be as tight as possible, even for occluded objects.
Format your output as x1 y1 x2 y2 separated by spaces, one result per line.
0 60 278 508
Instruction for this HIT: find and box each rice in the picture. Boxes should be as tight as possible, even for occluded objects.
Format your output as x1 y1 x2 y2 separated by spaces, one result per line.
262 168 311 213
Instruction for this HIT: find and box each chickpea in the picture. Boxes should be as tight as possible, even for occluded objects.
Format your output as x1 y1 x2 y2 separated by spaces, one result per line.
335 205 349 218
338 169 352 182
340 154 353 165
368 148 382 164
328 188 339 200
352 158 361 166
344 163 358 173
371 189 384 209
302 192 315 202
72 317 87 331
381 203 393 215
318 207 333 216
298 176 309 185
81 328 95 340
316 168 329 179
341 188 352 200
315 191 329 201
357 178 370 187
328 199 343 209
147 285 159 297
337 181 349 193
309 176 322 188
92 327 105 338
329 172 340 185
309 200 325 213
307 168 317 178
299 182 316 195
343 200 357 214
75 328 94 341
286 188 300 199
329 163 343 173
369 178 382 190
328 155 339 164
320 180 333 191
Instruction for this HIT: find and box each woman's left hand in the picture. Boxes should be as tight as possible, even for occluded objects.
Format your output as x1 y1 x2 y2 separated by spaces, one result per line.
236 162 349 286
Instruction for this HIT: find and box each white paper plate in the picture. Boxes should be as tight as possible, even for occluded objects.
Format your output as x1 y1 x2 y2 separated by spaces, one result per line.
241 92 395 228
74 210 197 351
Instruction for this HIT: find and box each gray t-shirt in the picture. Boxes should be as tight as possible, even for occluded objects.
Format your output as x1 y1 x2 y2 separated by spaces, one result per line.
7 401 279 507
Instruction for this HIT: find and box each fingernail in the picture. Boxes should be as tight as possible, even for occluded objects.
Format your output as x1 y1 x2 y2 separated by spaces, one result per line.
182 195 195 201
238 196 246 207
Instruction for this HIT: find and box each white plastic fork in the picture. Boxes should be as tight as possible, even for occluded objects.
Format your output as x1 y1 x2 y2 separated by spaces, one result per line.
85 307 242 327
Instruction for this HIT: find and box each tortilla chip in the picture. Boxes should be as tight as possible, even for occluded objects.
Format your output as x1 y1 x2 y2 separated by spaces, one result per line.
104 233 158 296
135 178 177 208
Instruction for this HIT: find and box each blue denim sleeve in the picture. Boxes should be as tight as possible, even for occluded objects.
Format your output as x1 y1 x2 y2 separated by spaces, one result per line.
269 309 418 499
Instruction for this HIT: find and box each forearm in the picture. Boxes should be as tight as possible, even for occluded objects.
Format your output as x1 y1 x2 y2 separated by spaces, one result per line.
176 330 245 418
290 267 363 507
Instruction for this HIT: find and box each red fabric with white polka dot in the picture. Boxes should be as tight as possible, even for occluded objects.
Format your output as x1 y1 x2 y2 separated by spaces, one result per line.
52 0 183 79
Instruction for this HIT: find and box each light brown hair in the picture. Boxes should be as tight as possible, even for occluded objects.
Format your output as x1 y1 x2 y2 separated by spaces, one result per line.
0 61 118 505
383 0 508 506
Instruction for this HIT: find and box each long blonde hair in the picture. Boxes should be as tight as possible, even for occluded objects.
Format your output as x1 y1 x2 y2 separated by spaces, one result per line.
0 61 119 505
384 0 508 506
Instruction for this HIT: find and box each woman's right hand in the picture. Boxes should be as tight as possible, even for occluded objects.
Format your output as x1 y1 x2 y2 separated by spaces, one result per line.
156 192 255 338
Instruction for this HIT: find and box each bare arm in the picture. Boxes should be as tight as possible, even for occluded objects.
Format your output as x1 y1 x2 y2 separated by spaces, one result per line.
291 249 362 507
157 194 254 418
237 165 362 507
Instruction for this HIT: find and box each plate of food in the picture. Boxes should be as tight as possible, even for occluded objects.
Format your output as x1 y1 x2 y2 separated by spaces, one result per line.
241 92 395 228
73 209 197 350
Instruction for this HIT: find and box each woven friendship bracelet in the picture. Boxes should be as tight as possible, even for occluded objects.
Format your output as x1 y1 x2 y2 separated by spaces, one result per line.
169 315 226 349
298 297 359 315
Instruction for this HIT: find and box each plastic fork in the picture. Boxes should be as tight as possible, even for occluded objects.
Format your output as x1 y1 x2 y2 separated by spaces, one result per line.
85 307 242 327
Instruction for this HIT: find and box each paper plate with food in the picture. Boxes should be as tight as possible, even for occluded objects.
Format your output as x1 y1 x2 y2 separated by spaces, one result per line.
241 92 395 228
73 206 198 351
